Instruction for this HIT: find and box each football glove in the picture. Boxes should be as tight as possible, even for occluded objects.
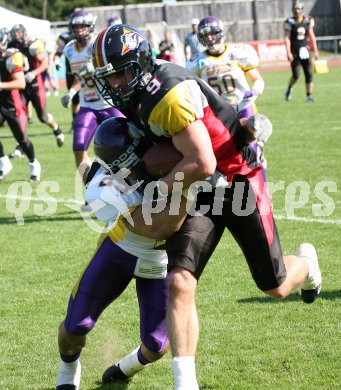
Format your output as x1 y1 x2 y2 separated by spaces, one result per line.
246 114 273 143
237 90 259 112
78 62 95 77
61 88 77 108
25 71 36 83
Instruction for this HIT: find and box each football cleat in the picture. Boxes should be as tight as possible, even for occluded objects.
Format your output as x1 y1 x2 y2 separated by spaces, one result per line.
29 159 41 182
55 132 65 147
0 156 13 181
9 145 24 159
284 89 292 101
28 117 34 125
102 364 129 383
306 95 314 103
298 243 321 303
56 386 77 390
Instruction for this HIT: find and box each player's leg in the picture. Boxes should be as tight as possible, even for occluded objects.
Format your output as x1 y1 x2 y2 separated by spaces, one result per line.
5 106 41 181
102 276 169 382
285 56 301 101
30 88 64 147
0 140 13 181
56 236 137 389
72 107 100 183
165 213 224 390
223 170 321 302
302 58 314 102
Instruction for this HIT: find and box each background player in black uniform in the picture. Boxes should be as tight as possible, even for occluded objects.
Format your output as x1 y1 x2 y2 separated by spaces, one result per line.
92 25 322 390
0 28 41 181
284 2 319 102
8 24 64 148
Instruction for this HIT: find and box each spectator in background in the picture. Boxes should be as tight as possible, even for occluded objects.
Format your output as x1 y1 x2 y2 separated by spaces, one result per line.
284 1 319 102
157 30 176 63
184 18 203 61
107 15 123 26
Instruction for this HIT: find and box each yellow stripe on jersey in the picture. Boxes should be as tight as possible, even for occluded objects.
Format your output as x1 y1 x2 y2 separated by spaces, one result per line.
148 80 200 136
108 217 126 243
11 51 25 67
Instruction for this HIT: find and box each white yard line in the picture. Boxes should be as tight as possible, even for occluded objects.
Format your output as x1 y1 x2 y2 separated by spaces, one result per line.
0 192 340 225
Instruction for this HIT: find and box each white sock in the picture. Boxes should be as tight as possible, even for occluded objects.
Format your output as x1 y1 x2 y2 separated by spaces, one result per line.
56 359 81 389
118 346 149 377
172 356 199 390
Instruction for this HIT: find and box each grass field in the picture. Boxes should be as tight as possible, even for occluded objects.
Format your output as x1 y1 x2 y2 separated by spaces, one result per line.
0 67 340 390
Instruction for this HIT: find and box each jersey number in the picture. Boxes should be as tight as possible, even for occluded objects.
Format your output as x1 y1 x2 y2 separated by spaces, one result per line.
208 74 236 95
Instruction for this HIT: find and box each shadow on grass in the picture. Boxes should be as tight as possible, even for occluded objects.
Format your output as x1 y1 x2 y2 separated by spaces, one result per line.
91 379 130 390
0 210 83 225
238 290 341 303
1 131 53 139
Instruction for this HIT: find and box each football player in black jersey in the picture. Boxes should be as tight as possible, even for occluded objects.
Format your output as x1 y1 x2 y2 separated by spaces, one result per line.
284 2 319 102
0 27 41 181
92 25 321 390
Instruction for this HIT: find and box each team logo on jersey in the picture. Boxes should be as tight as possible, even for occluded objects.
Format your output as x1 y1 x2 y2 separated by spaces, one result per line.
120 28 144 55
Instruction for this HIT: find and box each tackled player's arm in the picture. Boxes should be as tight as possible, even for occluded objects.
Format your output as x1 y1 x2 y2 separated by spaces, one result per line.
126 196 189 240
157 120 217 196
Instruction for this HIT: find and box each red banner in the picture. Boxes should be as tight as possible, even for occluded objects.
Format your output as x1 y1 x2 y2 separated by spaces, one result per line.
248 40 288 63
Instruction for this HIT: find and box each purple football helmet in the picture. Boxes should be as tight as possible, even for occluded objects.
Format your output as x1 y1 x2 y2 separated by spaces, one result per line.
107 15 123 26
198 16 225 52
69 9 96 44
93 117 151 177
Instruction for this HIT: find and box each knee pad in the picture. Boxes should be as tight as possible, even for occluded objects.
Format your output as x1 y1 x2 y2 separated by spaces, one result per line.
65 317 95 336
45 112 53 124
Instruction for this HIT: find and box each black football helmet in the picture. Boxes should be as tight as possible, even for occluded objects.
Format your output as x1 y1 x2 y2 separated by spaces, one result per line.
92 25 155 109
198 16 225 52
10 24 27 44
69 9 96 44
93 117 152 178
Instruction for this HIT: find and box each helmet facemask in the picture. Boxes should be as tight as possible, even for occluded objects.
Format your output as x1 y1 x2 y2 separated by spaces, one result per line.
198 17 225 54
95 61 149 109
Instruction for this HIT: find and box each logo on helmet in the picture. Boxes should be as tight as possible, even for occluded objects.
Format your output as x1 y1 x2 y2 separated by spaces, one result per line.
120 28 145 55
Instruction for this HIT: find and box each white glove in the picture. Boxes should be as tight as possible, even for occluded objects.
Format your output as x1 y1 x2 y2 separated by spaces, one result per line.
237 90 259 112
78 62 95 76
246 114 273 143
60 88 77 108
25 71 36 83
85 167 143 222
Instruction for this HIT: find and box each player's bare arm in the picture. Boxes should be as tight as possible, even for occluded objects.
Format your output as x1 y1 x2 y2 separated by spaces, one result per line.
2 71 25 90
157 120 217 196
126 196 188 240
